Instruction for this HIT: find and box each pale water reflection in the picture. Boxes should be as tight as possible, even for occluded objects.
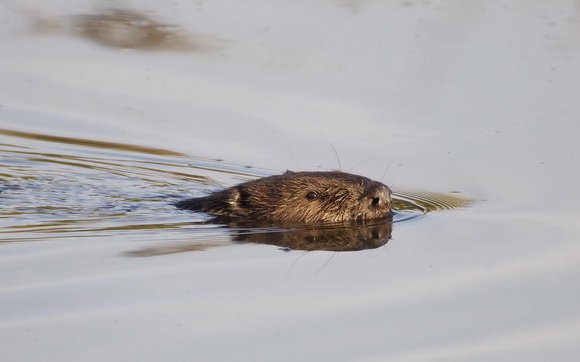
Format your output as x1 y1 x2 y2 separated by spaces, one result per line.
1 1 579 361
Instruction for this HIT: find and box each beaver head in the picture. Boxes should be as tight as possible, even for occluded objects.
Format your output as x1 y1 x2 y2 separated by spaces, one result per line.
176 171 392 224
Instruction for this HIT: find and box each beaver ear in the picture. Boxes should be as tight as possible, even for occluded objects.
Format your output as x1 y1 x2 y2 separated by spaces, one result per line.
283 170 295 174
229 186 253 213
228 187 241 207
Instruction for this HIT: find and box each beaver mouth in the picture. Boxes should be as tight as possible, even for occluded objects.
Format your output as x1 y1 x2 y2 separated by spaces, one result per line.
353 209 393 222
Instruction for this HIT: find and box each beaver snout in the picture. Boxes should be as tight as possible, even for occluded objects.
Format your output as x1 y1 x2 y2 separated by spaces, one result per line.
363 183 392 210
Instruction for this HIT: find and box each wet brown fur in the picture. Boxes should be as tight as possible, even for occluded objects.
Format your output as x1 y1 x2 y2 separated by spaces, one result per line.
176 171 392 224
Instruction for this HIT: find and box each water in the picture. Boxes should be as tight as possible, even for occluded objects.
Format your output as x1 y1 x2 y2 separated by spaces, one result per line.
1 1 579 361
1 127 464 250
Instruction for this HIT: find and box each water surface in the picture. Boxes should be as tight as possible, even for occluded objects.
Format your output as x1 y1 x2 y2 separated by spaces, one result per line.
1 1 579 361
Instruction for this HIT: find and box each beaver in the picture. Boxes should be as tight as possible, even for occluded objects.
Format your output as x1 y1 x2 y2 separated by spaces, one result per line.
175 171 392 223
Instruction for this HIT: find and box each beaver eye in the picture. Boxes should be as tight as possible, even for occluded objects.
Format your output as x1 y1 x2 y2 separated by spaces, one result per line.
371 197 380 207
306 192 318 200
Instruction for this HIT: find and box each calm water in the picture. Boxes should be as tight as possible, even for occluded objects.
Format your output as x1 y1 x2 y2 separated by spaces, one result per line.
1 1 579 361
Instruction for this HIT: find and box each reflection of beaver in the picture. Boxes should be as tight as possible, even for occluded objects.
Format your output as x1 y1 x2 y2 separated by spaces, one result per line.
127 220 392 255
176 171 392 223
232 220 392 251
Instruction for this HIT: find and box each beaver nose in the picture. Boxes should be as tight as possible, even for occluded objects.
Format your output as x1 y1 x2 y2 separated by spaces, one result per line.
365 183 392 208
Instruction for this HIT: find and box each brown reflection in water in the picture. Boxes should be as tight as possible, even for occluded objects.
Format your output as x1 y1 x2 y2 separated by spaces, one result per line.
70 9 199 51
127 218 392 256
233 219 392 251
0 128 183 156
125 240 231 256
11 5 218 52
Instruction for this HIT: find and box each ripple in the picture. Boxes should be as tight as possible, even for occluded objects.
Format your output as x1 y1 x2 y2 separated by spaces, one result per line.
0 128 266 241
0 128 473 251
393 189 473 212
